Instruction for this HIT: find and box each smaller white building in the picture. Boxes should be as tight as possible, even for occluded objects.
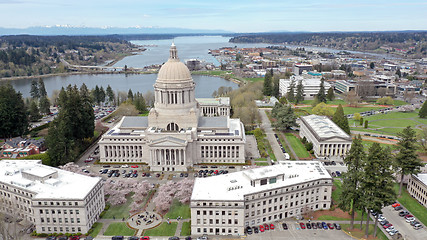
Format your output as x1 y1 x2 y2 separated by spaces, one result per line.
407 173 427 208
279 76 331 99
299 115 352 159
0 160 104 234
196 97 231 117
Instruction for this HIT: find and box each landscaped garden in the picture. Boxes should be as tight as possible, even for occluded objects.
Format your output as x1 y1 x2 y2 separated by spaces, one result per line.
180 221 191 236
101 194 133 219
88 222 103 237
284 133 310 158
144 222 178 236
164 199 191 219
341 223 388 240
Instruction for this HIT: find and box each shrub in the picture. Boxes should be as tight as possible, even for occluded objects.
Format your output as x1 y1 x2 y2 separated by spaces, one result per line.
301 136 307 144
359 117 364 126
353 112 361 121
364 120 369 128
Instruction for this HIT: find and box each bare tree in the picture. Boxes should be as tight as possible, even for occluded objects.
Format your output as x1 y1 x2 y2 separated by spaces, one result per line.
345 90 361 107
357 80 375 99
403 90 415 103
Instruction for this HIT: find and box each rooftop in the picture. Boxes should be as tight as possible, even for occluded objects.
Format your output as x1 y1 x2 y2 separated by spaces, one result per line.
0 160 101 200
120 116 148 128
300 115 352 141
198 116 228 128
414 173 427 185
196 97 230 106
191 161 331 201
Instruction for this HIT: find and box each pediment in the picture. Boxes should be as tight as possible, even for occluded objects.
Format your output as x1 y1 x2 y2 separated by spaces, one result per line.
149 136 187 147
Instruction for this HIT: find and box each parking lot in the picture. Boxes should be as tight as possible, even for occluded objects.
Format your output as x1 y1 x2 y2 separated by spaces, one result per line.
380 205 427 240
245 221 354 240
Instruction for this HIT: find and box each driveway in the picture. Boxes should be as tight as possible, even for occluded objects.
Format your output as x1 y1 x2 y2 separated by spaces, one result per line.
258 108 287 162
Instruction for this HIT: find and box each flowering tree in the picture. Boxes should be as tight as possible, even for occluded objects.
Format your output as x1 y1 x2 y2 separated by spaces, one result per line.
129 181 154 214
104 179 138 206
152 179 195 214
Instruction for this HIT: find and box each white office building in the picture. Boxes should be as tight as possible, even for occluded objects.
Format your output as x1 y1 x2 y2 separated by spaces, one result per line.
279 76 331 99
0 160 104 234
299 115 352 159
407 173 427 208
190 161 333 236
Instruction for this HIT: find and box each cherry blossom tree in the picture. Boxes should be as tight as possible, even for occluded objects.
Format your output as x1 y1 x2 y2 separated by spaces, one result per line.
129 181 154 213
152 179 195 214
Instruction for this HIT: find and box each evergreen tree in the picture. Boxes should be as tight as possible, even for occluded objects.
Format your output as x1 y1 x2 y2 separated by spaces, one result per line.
272 77 280 98
272 104 297 131
0 84 28 138
317 78 327 103
28 100 41 122
419 100 427 118
128 89 134 101
286 79 295 103
395 126 423 196
263 72 272 96
30 79 39 99
99 86 106 104
332 104 350 134
39 95 50 115
106 85 115 105
92 85 101 105
295 80 304 104
133 92 147 113
327 87 335 101
79 84 95 139
38 78 47 97
339 135 365 229
47 120 76 167
361 143 395 238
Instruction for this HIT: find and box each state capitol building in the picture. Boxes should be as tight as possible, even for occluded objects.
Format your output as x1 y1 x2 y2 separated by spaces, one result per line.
98 44 246 171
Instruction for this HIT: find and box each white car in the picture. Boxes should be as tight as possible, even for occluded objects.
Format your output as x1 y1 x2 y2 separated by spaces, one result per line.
386 226 395 232
389 229 399 236
121 164 129 168
406 217 415 223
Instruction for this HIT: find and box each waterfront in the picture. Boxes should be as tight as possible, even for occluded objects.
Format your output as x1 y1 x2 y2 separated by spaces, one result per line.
1 73 238 99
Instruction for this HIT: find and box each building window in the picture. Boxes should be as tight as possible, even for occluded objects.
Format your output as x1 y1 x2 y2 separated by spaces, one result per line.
269 177 277 184
260 179 267 185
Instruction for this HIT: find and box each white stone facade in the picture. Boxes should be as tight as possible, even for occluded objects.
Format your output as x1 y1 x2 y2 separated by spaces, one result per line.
407 174 427 208
0 160 104 234
299 115 352 159
190 161 333 236
98 44 246 171
279 76 331 99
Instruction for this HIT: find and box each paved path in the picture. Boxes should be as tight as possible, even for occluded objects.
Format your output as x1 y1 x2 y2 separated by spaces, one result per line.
258 108 287 162
278 131 299 160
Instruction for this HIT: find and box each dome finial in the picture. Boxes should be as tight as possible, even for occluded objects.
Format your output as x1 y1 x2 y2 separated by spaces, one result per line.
170 42 178 59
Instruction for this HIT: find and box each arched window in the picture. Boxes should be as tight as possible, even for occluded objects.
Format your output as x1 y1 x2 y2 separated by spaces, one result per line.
167 122 179 131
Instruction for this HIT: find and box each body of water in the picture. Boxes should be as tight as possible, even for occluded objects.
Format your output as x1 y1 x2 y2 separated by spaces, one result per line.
2 74 238 99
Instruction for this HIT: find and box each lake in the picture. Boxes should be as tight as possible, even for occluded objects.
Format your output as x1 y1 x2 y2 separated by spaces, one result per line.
2 74 238 99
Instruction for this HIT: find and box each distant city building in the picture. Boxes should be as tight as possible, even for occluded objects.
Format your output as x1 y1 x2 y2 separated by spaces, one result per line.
293 63 313 75
186 59 202 71
384 63 398 71
190 161 333 236
0 160 104 234
299 115 352 159
98 44 246 171
279 76 331 99
1 137 45 159
374 74 396 84
334 80 396 97
407 173 427 208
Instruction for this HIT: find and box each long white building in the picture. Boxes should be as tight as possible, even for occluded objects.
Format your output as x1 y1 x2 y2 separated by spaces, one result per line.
279 76 331 99
190 161 333 236
299 115 352 159
98 44 246 171
407 173 427 208
0 160 104 234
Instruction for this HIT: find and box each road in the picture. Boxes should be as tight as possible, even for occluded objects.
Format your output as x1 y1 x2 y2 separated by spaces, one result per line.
380 206 427 240
258 108 287 162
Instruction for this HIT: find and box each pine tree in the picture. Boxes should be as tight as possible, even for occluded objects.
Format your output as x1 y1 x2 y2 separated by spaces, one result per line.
0 84 28 138
419 100 427 118
39 95 50 115
80 84 95 139
92 85 101 105
361 143 395 238
395 126 423 196
272 77 280 98
99 86 106 104
327 87 335 101
272 104 297 131
30 79 40 99
263 72 272 96
106 85 115 105
38 78 47 97
339 135 365 229
317 78 327 103
332 104 350 134
295 80 304 104
29 100 41 122
286 79 295 103
128 89 134 101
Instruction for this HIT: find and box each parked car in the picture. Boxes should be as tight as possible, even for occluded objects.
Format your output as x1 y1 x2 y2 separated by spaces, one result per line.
131 165 139 168
246 226 253 234
300 223 306 229
112 237 124 240
168 237 179 240
264 224 269 230
389 229 399 236
306 223 312 229
282 223 288 230
270 223 275 230
383 223 393 229
259 225 264 232
399 210 409 217
386 226 395 232
334 223 341 230
317 222 323 229
327 223 334 229
127 237 139 240
69 236 80 240
141 237 150 240
392 203 400 208
394 206 403 211
311 223 317 229
253 226 259 233
322 222 328 229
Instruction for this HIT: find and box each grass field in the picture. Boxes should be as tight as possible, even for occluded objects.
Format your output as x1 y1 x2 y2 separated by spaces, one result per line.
144 222 178 236
341 223 388 240
284 133 310 158
361 140 397 151
180 221 191 236
394 184 427 226
264 139 277 161
255 162 269 166
275 131 296 160
89 222 103 237
102 194 133 219
332 179 342 204
244 77 264 82
103 222 135 236
254 158 268 161
164 199 191 219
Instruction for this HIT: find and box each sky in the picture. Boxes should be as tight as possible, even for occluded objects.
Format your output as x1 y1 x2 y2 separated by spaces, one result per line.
0 0 426 32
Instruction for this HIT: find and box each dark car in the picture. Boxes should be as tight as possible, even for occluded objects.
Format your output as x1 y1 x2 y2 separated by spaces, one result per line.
311 223 317 229
229 166 235 169
317 222 323 229
322 222 328 229
58 237 68 240
380 220 389 226
253 226 259 233
46 237 57 240
185 237 192 240
180 173 184 177
306 222 312 229
103 165 111 168
246 226 253 234
127 237 139 240
394 206 403 211
168 237 179 240
399 210 409 217
282 223 288 230
334 223 341 230
112 237 124 240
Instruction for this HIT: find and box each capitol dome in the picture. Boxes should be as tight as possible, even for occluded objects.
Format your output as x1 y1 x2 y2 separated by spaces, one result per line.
157 43 192 83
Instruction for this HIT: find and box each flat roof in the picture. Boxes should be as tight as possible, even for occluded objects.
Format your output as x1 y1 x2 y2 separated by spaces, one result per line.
191 161 331 201
414 173 427 185
198 116 228 128
0 160 101 200
196 97 230 106
120 116 148 128
300 115 351 141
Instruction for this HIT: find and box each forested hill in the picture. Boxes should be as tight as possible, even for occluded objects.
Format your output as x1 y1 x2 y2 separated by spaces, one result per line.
229 31 427 58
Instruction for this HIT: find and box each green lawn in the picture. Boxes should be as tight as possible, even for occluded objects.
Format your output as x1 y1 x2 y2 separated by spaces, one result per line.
244 77 264 82
165 199 191 219
180 221 191 236
369 118 420 128
275 131 295 160
284 133 310 158
255 162 269 166
88 222 103 237
102 194 133 219
300 99 347 105
332 179 342 204
103 222 135 236
254 158 268 161
361 140 396 151
264 139 277 161
144 222 178 236
394 184 427 226
341 223 388 240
